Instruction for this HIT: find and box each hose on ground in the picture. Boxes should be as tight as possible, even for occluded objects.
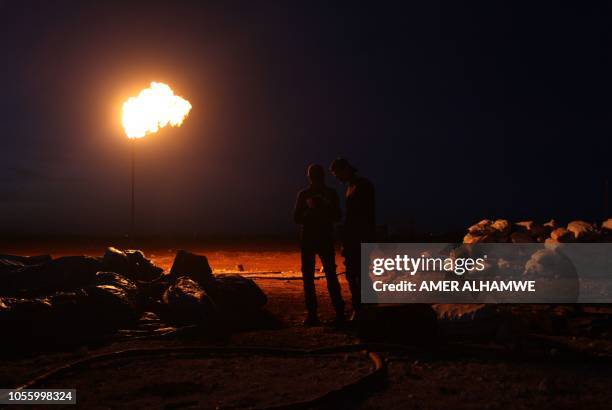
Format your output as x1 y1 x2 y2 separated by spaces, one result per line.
10 345 386 410
241 272 345 280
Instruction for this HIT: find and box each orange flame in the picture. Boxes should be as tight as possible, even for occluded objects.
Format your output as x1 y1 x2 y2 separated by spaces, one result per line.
122 82 192 139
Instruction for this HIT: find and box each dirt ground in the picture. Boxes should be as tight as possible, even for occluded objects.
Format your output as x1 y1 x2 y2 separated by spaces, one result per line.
3 242 612 409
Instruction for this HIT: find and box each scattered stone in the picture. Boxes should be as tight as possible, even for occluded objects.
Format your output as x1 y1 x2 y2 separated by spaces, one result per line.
0 296 53 321
83 283 140 329
462 219 596 245
124 249 164 281
204 274 267 315
602 218 612 232
0 293 90 345
523 249 579 302
102 247 130 274
0 249 272 348
1 256 102 296
463 232 495 244
162 276 214 325
0 254 52 266
567 220 599 242
468 219 494 235
514 221 546 238
543 219 559 230
81 272 142 329
0 296 56 344
550 227 574 242
602 219 612 241
524 248 577 280
463 233 477 244
544 237 562 247
169 250 214 286
0 258 27 275
94 271 139 298
103 247 164 281
491 219 511 236
514 221 534 231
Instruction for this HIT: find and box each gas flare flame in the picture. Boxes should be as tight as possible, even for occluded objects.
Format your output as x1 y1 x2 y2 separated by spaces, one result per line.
122 82 192 139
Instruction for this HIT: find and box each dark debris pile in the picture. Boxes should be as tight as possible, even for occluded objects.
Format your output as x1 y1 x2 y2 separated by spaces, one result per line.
0 248 268 350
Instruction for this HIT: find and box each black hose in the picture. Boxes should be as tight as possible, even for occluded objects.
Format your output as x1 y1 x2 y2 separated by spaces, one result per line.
11 345 386 410
9 336 612 409
243 272 345 280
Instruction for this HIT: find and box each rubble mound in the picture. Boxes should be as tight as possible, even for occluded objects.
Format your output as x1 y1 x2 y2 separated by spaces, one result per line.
102 247 164 281
161 276 214 325
169 250 214 286
464 219 605 244
0 248 269 350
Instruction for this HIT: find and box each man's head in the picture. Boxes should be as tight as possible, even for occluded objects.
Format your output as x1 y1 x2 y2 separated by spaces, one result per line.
307 164 325 185
330 157 355 183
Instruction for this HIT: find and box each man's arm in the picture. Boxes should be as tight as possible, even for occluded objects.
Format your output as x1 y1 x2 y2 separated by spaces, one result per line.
358 179 376 238
363 179 375 223
329 189 342 222
293 191 306 224
345 178 376 240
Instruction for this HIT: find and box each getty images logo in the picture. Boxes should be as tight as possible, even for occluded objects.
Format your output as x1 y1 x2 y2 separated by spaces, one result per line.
371 254 488 276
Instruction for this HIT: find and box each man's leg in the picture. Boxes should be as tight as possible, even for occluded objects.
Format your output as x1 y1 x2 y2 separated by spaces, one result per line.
343 243 362 314
317 243 345 316
300 243 318 320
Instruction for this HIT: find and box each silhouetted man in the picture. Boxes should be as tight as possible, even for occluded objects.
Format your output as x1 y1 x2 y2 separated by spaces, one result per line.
330 158 376 320
294 164 345 326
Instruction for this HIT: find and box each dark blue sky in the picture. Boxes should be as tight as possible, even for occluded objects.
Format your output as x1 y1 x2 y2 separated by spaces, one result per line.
1 1 610 236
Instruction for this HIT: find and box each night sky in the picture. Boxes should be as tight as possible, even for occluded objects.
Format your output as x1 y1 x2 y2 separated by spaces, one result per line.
1 1 610 236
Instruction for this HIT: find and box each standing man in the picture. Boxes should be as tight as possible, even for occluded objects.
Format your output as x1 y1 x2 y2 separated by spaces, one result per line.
294 164 345 326
330 158 376 320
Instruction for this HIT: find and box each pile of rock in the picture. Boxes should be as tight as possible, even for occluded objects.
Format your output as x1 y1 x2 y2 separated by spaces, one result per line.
159 250 267 326
463 218 612 244
0 248 268 349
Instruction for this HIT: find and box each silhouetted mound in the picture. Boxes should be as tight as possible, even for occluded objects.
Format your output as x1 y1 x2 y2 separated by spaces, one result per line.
0 270 143 348
82 272 141 329
102 247 130 275
0 249 270 350
464 218 609 244
205 274 268 316
169 250 214 286
94 271 139 294
161 276 215 325
0 256 102 296
0 254 52 274
0 296 55 347
160 261 269 327
102 247 163 282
